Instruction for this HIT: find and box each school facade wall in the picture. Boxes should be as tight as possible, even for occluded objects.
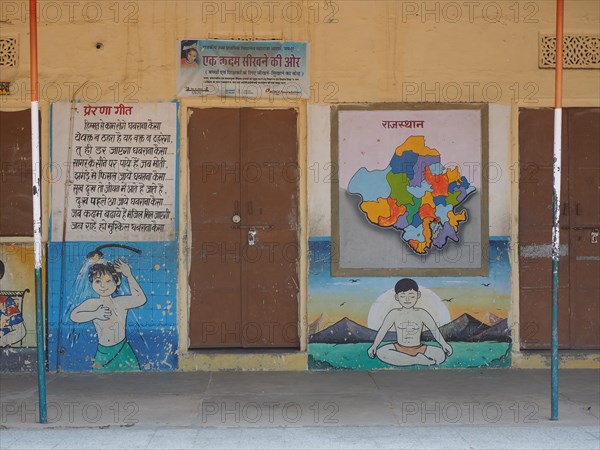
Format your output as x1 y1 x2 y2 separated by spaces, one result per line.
0 0 598 371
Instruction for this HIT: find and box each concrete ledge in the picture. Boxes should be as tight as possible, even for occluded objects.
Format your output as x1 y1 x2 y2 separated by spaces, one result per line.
178 350 308 371
512 350 600 369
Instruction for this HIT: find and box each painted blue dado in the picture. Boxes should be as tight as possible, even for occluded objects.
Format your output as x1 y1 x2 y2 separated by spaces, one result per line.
308 237 512 370
47 241 178 372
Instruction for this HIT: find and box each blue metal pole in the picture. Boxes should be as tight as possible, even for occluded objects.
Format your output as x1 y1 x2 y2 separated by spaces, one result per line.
551 216 560 421
34 267 47 424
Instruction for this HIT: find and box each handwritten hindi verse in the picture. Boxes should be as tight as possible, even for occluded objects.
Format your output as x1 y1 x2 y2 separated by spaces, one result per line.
51 102 178 242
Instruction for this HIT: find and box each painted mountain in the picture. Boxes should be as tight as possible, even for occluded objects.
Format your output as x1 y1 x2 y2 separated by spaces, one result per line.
483 312 504 326
421 313 491 342
309 314 510 344
470 319 511 343
309 313 334 335
308 318 396 344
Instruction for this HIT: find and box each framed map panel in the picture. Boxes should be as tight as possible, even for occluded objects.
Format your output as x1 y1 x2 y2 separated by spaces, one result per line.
332 103 489 276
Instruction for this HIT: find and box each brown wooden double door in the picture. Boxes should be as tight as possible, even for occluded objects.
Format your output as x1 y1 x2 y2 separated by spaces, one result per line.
188 108 300 348
0 109 34 236
519 108 600 349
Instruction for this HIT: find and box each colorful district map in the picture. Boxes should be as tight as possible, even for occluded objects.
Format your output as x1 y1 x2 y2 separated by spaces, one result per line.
347 136 476 255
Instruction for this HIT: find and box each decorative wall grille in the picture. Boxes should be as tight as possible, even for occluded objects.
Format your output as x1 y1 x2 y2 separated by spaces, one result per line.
0 37 18 67
539 34 600 69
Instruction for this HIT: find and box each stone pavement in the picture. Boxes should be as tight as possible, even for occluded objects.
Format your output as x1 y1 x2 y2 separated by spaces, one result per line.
0 369 598 449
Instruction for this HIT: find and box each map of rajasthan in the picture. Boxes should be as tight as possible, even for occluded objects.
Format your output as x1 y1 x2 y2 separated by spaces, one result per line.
348 136 476 255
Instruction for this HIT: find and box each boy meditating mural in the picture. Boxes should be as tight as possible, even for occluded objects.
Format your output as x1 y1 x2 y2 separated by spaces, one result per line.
70 259 146 371
367 278 452 366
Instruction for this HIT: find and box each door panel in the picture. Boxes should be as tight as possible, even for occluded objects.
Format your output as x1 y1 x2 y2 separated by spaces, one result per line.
189 108 242 347
240 109 299 347
242 228 300 347
569 109 600 229
568 108 600 349
518 108 570 348
570 229 600 349
518 227 570 289
0 110 34 236
519 288 571 349
519 108 600 350
188 108 299 349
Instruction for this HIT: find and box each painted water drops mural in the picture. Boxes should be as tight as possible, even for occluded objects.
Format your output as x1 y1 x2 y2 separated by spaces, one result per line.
69 246 146 371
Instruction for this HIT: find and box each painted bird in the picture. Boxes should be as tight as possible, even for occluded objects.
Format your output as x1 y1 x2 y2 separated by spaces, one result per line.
442 298 454 302
340 302 347 307
482 283 491 287
349 279 359 283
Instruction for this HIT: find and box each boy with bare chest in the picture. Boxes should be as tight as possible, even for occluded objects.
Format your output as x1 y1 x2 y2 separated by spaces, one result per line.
368 278 452 366
70 259 146 371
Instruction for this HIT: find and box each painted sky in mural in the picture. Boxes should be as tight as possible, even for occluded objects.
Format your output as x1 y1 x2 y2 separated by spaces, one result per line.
310 239 510 327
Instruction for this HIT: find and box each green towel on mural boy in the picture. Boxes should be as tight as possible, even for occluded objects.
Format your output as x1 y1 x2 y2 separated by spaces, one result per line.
92 339 140 371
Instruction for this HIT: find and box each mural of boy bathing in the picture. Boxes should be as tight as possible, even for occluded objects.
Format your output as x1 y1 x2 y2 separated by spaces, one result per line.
368 278 452 367
70 259 146 371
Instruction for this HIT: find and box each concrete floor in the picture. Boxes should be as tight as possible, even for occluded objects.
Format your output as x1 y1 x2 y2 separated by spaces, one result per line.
1 369 598 449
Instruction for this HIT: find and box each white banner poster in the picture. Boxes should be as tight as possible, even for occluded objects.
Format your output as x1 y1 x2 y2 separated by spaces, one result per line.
177 40 309 99
50 102 178 242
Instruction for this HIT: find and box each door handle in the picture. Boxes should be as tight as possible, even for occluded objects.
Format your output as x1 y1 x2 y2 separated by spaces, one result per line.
248 229 257 246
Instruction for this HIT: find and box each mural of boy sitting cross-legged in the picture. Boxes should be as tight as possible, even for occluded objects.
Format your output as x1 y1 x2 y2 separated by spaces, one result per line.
368 278 452 367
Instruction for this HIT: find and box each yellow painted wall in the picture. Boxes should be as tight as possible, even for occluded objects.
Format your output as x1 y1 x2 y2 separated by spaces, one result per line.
1 1 598 106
